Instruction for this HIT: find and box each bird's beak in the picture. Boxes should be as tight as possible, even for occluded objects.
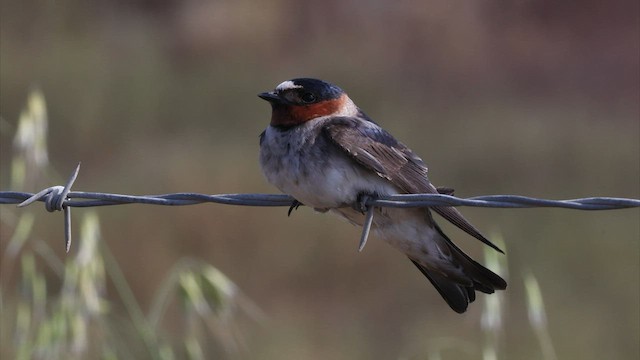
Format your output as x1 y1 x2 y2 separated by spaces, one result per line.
258 91 281 103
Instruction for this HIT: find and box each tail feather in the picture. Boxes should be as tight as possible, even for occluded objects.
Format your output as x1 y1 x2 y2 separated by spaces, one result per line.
410 260 471 313
411 223 507 313
436 223 507 291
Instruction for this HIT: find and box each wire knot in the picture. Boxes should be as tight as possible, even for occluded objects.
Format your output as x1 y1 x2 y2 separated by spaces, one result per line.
17 163 81 252
19 185 67 212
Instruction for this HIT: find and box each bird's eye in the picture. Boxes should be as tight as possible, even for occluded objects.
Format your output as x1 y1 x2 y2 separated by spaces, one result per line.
300 92 316 104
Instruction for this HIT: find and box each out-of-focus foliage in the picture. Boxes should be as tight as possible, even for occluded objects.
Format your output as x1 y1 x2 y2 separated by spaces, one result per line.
1 91 256 359
1 1 638 359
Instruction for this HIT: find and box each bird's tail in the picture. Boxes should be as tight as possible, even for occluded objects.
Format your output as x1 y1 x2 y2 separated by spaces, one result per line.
410 224 507 313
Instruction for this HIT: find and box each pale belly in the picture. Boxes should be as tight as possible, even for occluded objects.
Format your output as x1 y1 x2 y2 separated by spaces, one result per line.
271 155 397 210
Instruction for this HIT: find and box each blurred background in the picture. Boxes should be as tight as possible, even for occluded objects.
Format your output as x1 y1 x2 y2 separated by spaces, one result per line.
1 0 638 359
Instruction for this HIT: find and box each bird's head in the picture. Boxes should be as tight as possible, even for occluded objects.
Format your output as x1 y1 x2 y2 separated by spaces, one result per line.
259 78 358 128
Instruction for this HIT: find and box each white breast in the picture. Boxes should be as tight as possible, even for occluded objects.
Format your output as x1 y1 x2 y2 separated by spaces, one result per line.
259 119 398 210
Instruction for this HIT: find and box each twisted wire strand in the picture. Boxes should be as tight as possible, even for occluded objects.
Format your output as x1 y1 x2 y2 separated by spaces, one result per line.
2 191 638 210
2 163 639 252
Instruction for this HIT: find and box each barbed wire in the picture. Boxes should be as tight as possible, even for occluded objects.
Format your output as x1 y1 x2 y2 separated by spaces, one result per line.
2 163 639 252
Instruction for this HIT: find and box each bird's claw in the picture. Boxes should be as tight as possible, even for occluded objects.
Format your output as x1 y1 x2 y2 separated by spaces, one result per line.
353 193 373 214
287 199 303 217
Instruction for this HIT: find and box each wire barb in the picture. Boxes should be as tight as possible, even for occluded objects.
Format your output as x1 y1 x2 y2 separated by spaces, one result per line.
2 164 639 253
359 206 376 252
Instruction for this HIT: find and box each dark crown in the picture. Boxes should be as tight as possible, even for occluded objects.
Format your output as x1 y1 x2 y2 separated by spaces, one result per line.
288 78 344 101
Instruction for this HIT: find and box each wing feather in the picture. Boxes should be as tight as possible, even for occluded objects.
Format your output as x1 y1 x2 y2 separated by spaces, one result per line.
322 117 504 253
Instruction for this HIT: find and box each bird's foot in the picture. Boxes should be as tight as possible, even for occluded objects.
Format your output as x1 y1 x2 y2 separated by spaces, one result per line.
353 192 375 214
287 199 303 217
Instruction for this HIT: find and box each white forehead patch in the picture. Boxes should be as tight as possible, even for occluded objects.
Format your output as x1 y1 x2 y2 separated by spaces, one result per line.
275 80 303 92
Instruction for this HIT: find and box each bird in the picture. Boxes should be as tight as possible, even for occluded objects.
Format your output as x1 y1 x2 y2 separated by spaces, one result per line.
258 78 506 313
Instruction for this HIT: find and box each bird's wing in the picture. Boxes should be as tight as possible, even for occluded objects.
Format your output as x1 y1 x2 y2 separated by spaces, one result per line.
322 116 503 253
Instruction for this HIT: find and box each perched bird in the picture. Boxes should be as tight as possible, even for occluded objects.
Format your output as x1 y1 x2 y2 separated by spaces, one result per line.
258 78 506 313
